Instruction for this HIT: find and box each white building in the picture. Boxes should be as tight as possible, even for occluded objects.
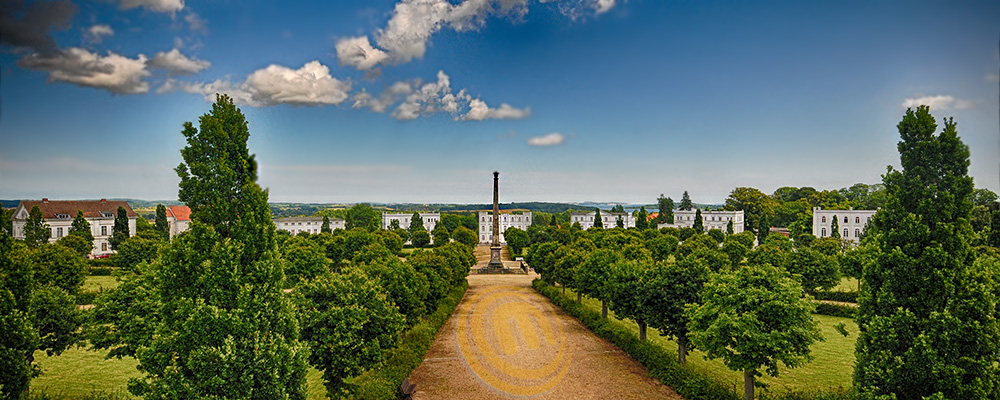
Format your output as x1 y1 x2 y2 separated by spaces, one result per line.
569 211 635 230
164 205 192 238
478 211 532 244
274 216 345 235
382 212 440 232
812 207 876 243
662 209 745 234
11 198 138 256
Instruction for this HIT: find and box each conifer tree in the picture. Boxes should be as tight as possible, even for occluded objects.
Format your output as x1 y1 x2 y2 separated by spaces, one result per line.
321 216 331 234
68 210 94 251
680 191 693 211
658 195 675 224
154 204 168 240
616 215 624 228
830 215 840 239
109 206 129 250
636 207 649 230
23 206 50 247
727 219 734 235
693 209 704 233
854 106 1000 399
593 208 603 229
408 212 425 238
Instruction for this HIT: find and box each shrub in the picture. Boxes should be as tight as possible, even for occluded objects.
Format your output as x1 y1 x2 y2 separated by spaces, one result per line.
813 291 858 303
813 302 856 318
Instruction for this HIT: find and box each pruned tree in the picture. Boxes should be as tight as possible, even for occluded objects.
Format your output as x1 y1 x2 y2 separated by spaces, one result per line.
320 215 331 234
606 259 653 339
593 208 604 229
830 214 840 239
693 209 704 233
452 225 478 246
345 204 380 231
431 222 450 247
679 191 693 211
636 207 649 230
154 204 169 240
657 194 675 224
644 257 710 363
23 206 50 248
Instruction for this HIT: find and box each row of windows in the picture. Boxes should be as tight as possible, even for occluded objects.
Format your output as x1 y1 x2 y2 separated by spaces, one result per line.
820 215 872 224
820 228 862 238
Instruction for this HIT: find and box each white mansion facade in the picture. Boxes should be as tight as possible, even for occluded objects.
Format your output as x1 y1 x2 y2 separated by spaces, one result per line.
382 212 441 232
812 207 877 243
569 211 635 230
274 216 345 235
478 211 532 244
662 209 745 234
11 198 138 256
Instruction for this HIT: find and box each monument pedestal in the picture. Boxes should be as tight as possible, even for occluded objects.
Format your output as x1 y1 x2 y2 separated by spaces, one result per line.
487 245 504 269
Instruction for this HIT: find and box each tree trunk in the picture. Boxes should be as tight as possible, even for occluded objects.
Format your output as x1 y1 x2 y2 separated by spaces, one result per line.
744 369 755 400
678 337 687 364
638 320 647 341
601 300 608 319
577 292 582 303
562 285 565 295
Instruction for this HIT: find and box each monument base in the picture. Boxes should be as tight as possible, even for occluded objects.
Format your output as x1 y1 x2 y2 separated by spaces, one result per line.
486 245 504 268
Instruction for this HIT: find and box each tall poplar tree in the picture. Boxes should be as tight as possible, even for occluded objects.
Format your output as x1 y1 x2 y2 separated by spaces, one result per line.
320 216 331 234
830 215 840 239
693 209 704 233
593 208 604 229
129 94 308 399
636 207 649 230
23 206 50 247
854 106 1000 400
154 204 169 240
109 206 129 250
679 191 693 211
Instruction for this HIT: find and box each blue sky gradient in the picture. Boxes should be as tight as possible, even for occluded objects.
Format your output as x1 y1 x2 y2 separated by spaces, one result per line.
2 0 998 204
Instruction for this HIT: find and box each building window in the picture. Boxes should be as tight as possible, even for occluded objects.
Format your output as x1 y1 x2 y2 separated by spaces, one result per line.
844 228 849 237
855 229 861 237
856 217 860 224
844 216 848 223
101 226 107 235
56 227 63 238
821 216 826 223
102 243 108 251
821 228 827 237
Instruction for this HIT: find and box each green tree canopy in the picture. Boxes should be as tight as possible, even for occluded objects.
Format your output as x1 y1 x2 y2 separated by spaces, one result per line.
452 225 478 246
503 227 529 256
69 210 94 249
320 215 331 234
657 194 675 224
411 229 431 248
724 187 775 236
431 223 450 247
23 206 50 248
679 191 693 211
154 204 169 240
593 208 603 229
692 209 704 233
644 257 710 363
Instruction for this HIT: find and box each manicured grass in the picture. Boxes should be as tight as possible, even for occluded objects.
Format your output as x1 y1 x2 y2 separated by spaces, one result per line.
30 345 328 399
82 275 120 292
832 277 859 292
560 286 857 395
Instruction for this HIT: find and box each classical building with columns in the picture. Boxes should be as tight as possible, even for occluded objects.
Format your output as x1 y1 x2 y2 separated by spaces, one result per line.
569 211 635 229
662 209 745 234
812 207 876 244
478 210 532 244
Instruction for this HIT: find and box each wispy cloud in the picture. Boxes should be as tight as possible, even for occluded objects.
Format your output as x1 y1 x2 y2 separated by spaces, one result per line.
84 24 114 44
147 48 209 75
901 95 972 111
178 61 351 107
528 132 567 146
118 0 184 15
352 70 530 121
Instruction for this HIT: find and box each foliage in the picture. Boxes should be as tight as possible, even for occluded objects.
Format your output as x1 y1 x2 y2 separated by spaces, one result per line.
855 106 1000 400
648 234 679 262
30 286 82 357
28 243 88 295
525 241 561 284
677 234 718 259
643 258 710 363
593 208 604 228
813 303 856 319
724 187 775 236
410 230 431 248
108 207 130 251
320 216 331 234
551 244 588 293
636 206 649 230
0 232 40 399
693 209 704 233
451 225 478 246
345 204 380 232
830 215 840 239
503 226 529 256
56 234 91 257
678 227 696 241
575 248 621 317
280 236 331 285
786 248 840 295
707 229 724 244
407 250 452 312
430 223 449 247
374 229 403 255
680 191 693 211
154 205 169 240
727 220 734 235
24 206 50 248
746 242 789 269
353 259 428 326
686 263 822 400
658 194 675 224
439 213 463 233
407 212 425 237
0 208 12 235
721 238 748 269
69 210 95 250
85 270 158 360
295 269 405 396
606 259 653 338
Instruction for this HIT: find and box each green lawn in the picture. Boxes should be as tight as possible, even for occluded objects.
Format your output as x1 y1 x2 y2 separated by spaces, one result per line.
82 276 121 293
561 286 857 394
30 345 328 399
832 277 859 292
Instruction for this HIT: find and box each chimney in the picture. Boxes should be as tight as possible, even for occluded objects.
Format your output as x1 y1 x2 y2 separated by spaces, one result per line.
42 198 49 203
100 199 107 203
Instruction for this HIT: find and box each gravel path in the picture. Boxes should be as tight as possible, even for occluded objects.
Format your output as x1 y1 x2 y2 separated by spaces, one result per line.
406 246 684 399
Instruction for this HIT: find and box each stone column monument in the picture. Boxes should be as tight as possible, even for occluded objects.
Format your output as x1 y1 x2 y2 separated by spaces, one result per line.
488 171 504 269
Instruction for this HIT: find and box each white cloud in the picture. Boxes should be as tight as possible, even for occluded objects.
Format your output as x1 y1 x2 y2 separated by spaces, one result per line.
527 132 566 146
181 61 351 107
335 36 388 71
17 47 150 94
392 70 464 120
594 0 616 14
119 0 184 14
352 80 414 113
84 24 114 44
184 12 207 33
463 99 530 120
147 48 209 75
901 95 972 111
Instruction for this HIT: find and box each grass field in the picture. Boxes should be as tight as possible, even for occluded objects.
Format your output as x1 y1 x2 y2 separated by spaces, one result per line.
560 286 857 395
82 276 120 293
30 345 328 399
833 277 859 292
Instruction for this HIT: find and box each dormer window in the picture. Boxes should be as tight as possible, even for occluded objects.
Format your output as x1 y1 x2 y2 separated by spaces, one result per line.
100 211 113 218
55 213 70 219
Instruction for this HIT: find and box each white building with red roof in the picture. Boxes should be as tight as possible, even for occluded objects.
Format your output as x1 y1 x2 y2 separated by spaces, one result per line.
11 198 138 255
165 205 192 238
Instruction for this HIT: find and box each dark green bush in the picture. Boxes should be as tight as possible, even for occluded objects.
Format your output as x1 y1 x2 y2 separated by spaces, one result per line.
813 291 858 303
813 302 857 318
88 266 114 276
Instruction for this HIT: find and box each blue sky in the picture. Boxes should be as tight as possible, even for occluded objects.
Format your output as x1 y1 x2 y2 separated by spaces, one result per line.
2 0 998 204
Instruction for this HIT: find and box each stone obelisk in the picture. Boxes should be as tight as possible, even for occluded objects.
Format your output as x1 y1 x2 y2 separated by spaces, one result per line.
488 171 504 269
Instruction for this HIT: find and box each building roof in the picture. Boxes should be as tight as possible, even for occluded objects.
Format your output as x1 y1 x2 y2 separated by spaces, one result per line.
647 212 659 221
17 199 137 219
166 205 192 221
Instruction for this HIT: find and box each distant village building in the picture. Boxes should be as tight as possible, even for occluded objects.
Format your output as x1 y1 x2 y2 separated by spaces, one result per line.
478 210 532 244
164 205 192 238
812 207 876 243
659 209 745 234
10 198 137 256
569 211 635 230
382 212 440 232
274 216 344 235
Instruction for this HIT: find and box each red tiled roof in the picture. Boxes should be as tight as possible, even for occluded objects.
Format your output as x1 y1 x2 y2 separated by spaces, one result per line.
647 212 659 221
166 205 191 221
18 199 137 219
